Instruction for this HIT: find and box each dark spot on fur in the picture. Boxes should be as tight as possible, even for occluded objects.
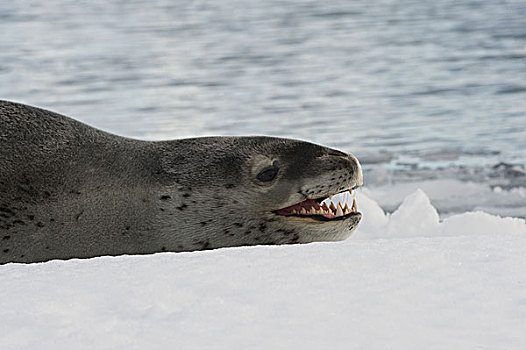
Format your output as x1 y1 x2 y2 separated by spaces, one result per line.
244 230 252 235
176 204 188 211
160 208 165 211
278 229 295 237
18 184 34 195
225 184 235 189
177 245 184 249
182 193 190 198
160 195 171 200
43 191 51 198
0 207 15 215
50 218 55 222
3 249 9 253
259 224 267 232
125 226 130 231
200 221 207 226
234 222 243 228
45 246 50 250
290 233 300 243
223 229 230 235
27 215 35 220
196 240 210 249
161 246 167 252
12 220 25 225
2 235 10 240
36 222 44 228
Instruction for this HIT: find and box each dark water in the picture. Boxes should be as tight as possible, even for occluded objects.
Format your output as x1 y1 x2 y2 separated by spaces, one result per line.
1 0 525 194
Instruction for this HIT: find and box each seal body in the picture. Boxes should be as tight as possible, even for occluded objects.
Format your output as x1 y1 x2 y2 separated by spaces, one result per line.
0 101 362 264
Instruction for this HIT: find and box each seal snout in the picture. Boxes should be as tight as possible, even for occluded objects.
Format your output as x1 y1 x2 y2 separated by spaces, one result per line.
324 148 363 189
275 145 364 223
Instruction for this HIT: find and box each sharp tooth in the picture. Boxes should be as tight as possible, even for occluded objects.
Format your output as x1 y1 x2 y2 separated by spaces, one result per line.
316 208 324 215
343 203 350 215
321 202 329 210
348 189 352 194
329 195 333 200
352 199 357 212
323 208 330 215
336 202 344 217
307 207 316 215
300 207 307 215
291 209 298 214
329 202 336 212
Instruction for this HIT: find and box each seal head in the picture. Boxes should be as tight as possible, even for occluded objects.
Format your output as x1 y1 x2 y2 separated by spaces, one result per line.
156 136 363 249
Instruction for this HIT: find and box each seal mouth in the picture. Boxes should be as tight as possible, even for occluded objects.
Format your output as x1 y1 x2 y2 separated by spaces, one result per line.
275 188 360 222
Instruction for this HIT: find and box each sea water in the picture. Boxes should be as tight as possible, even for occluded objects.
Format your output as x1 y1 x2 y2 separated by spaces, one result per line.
1 0 525 216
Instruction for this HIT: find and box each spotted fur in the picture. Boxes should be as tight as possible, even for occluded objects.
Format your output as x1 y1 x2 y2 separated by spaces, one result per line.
0 101 362 264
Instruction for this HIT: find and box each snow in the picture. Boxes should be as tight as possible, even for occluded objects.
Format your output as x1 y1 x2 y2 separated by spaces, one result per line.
1 189 526 349
361 178 526 219
355 189 526 239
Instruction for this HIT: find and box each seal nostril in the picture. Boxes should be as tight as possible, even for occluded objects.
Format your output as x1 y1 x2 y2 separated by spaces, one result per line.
327 150 349 158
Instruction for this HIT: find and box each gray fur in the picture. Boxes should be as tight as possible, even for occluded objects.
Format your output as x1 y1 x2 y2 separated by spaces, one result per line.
0 100 362 264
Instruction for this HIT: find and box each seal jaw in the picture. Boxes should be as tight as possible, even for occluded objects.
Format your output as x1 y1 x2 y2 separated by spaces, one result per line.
274 188 361 222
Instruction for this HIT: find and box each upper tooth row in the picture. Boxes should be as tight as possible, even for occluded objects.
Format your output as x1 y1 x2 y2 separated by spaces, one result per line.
329 188 353 201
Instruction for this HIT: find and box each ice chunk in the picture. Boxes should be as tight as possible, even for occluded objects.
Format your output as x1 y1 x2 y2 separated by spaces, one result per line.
355 188 526 239
387 189 440 237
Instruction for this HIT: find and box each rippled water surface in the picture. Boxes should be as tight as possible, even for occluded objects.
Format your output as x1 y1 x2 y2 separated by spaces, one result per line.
1 0 525 186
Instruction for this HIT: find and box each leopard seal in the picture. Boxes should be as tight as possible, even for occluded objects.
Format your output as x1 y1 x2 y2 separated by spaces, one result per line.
0 100 363 264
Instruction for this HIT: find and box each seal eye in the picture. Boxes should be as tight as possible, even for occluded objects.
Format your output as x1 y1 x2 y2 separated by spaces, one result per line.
256 163 279 182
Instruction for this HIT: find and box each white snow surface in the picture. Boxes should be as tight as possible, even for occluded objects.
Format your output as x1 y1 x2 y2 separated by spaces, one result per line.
1 189 526 350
